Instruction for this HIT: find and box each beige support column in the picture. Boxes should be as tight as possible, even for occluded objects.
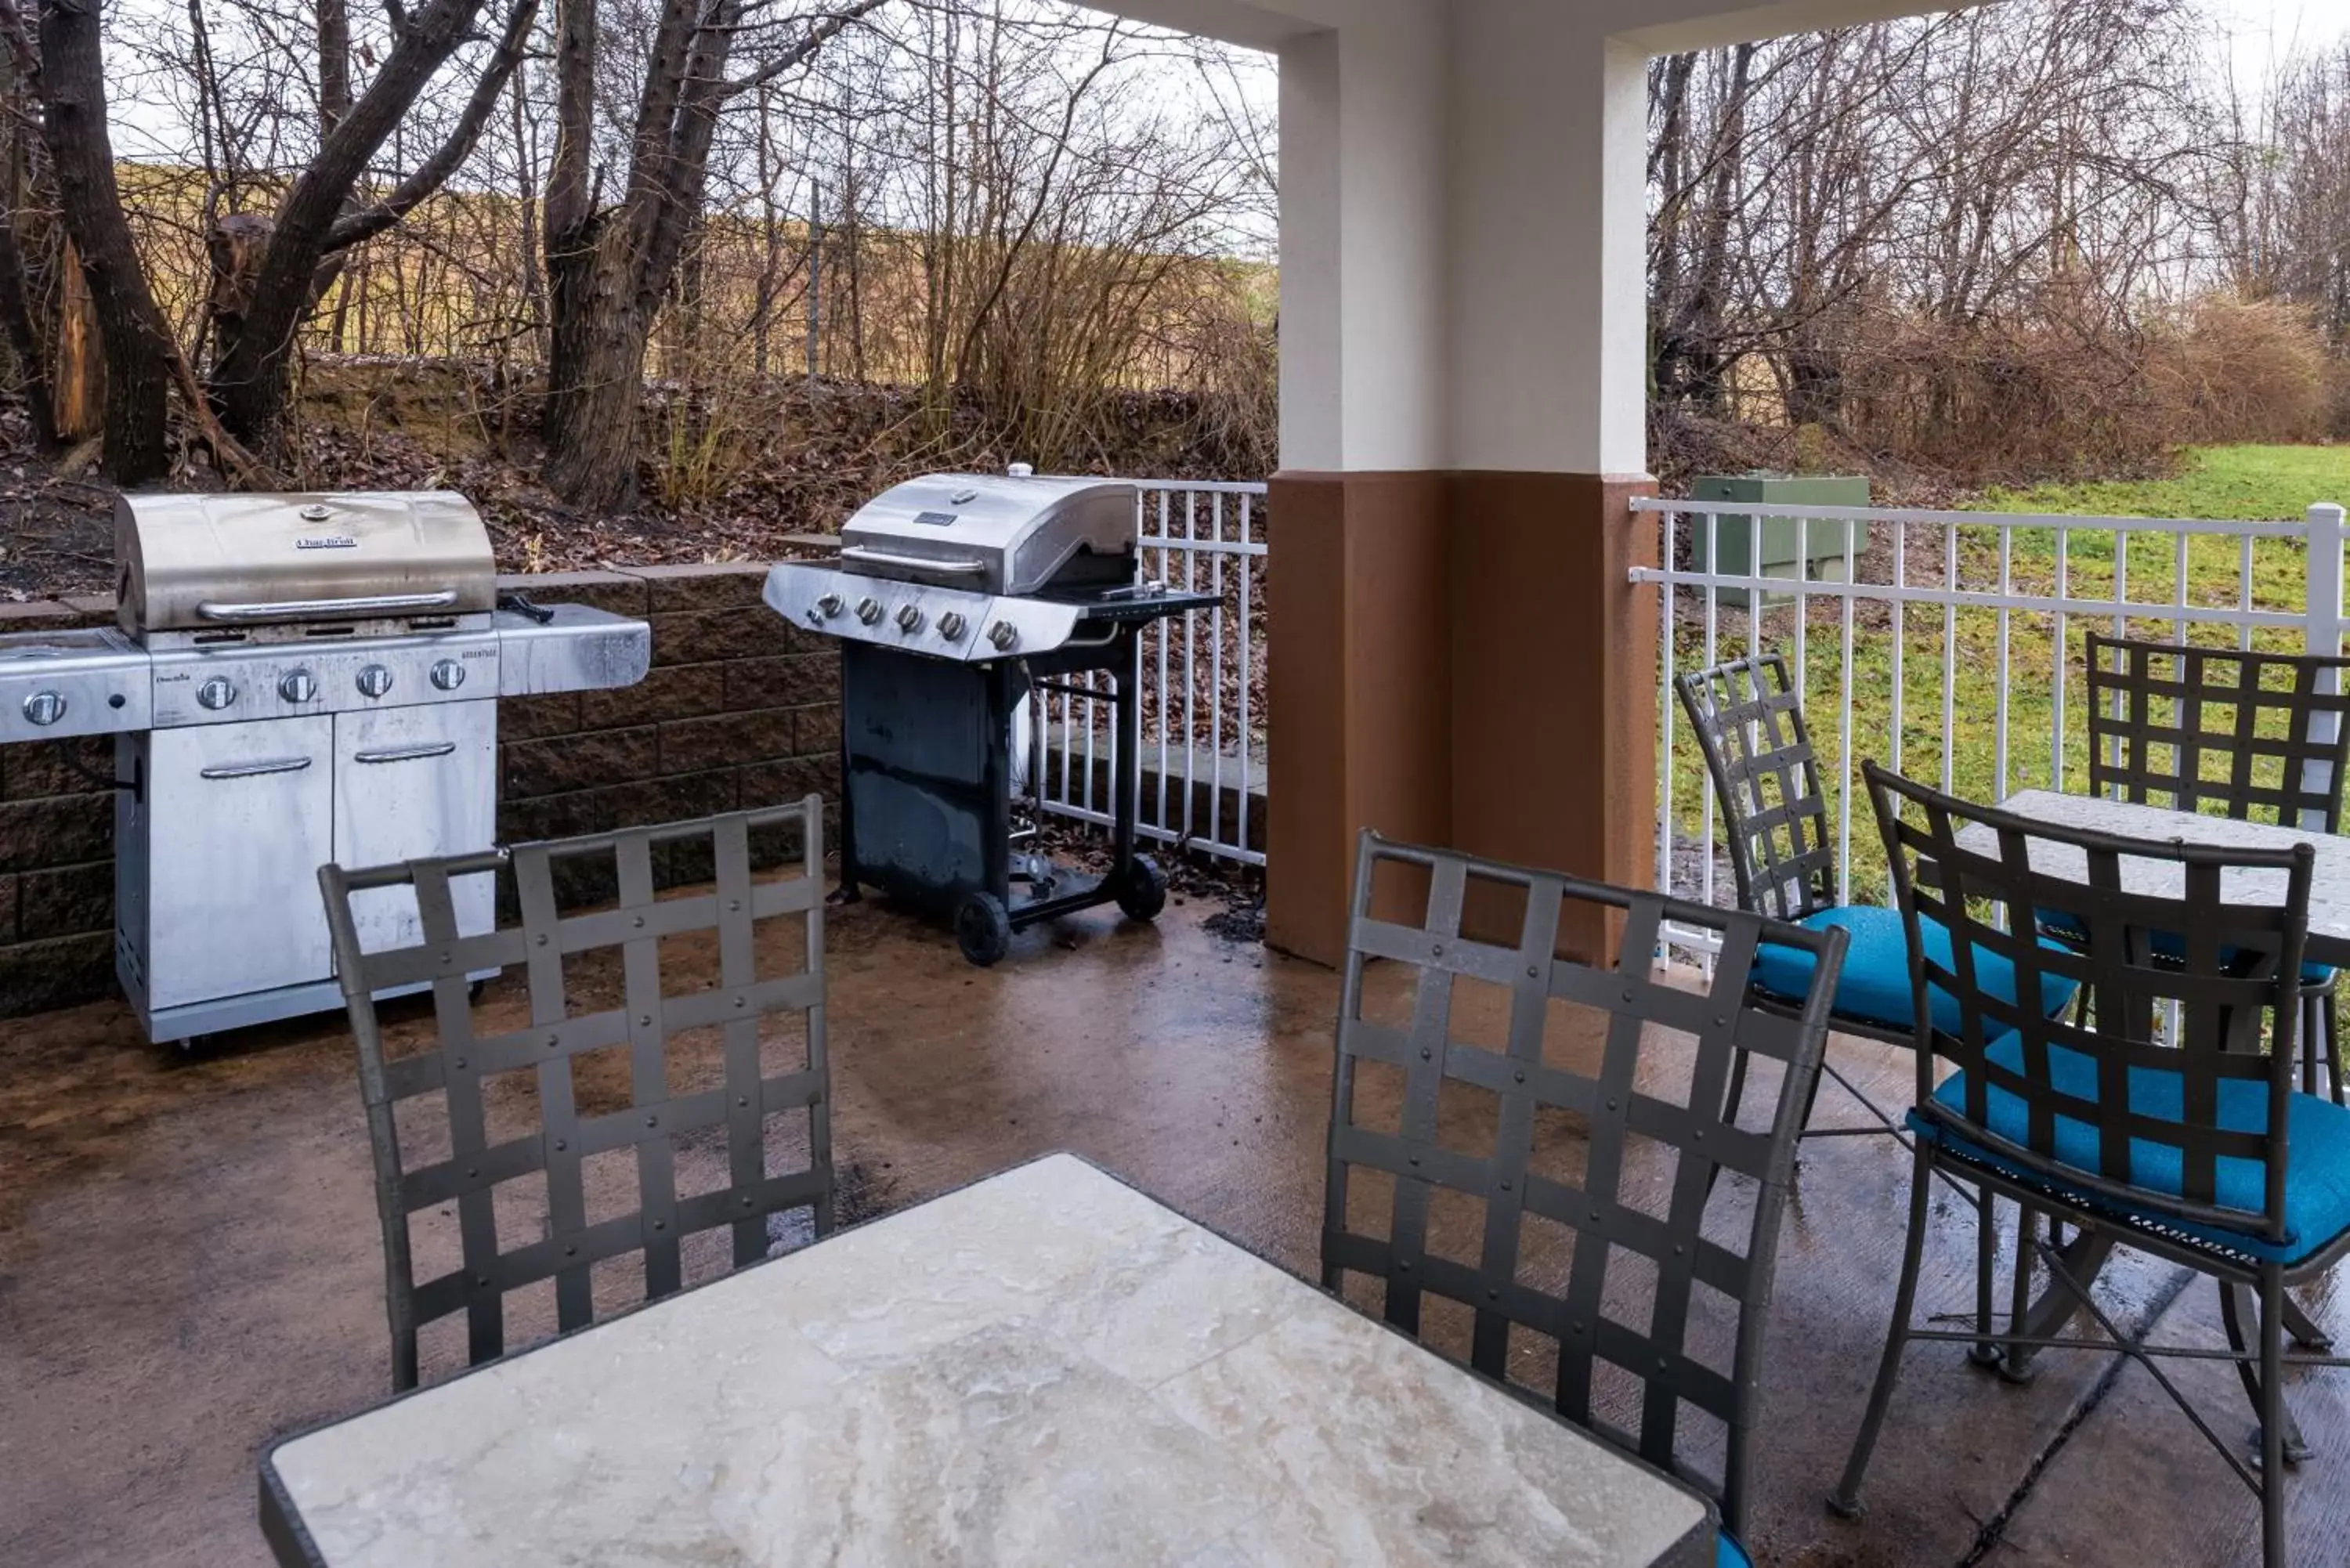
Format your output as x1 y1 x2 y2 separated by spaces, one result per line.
1264 9 1658 966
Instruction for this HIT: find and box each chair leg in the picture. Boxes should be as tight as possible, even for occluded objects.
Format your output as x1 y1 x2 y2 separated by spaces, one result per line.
2299 992 2324 1099
2329 996 2345 1108
1831 1143 1935 1519
2259 1267 2289 1568
2001 1203 2041 1382
1723 1046 1753 1133
2220 1281 2313 1464
1970 1183 2003 1370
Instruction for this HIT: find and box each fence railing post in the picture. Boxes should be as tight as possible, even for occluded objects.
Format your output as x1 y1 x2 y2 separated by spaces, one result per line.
2304 500 2345 827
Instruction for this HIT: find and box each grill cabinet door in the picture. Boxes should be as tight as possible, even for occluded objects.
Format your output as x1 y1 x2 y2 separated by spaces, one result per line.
143 715 336 1010
331 700 497 959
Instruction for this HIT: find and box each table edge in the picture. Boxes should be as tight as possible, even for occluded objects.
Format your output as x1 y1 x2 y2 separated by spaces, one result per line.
258 1147 1719 1566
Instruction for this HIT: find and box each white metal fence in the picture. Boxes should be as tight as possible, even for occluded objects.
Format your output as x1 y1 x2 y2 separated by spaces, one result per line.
1026 479 1269 867
1630 497 2348 939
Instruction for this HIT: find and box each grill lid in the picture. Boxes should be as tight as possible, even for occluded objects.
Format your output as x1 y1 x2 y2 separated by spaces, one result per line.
117 491 497 635
838 473 1137 596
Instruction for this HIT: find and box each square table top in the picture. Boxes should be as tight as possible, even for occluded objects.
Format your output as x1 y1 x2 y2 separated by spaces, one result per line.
262 1153 1716 1568
1970 789 2350 965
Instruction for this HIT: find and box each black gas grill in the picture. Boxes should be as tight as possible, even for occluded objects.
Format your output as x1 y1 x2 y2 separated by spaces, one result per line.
764 471 1213 963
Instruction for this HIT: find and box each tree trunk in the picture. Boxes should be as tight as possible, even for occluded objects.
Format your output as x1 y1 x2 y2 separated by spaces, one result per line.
35 0 172 481
206 211 273 374
52 236 99 440
542 284 647 512
208 0 493 448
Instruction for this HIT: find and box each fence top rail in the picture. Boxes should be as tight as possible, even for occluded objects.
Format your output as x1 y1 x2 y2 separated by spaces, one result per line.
1631 496 2316 536
1624 567 2307 622
1130 479 1270 496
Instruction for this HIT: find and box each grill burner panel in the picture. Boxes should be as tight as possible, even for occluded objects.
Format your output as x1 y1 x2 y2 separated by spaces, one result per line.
764 565 1211 663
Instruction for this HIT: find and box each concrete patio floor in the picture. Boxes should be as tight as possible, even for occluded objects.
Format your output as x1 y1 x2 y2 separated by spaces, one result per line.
2 884 2345 1567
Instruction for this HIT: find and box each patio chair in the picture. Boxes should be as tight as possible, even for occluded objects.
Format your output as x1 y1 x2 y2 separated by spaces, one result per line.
1321 828 1848 1563
319 799 834 1392
1832 764 2350 1568
2084 630 2350 1104
1676 653 2081 1138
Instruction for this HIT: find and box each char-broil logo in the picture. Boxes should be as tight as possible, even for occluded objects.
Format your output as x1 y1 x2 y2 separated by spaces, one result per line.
295 534 359 551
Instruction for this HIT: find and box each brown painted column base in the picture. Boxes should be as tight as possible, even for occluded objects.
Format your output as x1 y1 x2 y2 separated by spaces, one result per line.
1264 470 1658 966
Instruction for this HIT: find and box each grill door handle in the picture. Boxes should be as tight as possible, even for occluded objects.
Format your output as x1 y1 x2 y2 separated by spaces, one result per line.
353 742 458 765
199 757 314 780
195 591 460 623
838 547 987 577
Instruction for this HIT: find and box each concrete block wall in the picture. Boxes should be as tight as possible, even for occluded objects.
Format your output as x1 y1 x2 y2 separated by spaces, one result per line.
0 565 838 1020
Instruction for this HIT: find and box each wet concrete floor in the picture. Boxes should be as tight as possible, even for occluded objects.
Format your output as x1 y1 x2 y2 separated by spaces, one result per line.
1 889 2345 1566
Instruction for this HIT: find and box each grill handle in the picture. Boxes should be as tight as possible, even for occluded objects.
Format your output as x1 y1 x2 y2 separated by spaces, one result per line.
837 547 988 578
194 590 461 623
353 742 459 765
199 757 314 781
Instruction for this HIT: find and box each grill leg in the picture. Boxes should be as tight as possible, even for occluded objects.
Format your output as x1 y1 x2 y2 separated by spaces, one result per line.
1112 625 1141 878
833 717 862 902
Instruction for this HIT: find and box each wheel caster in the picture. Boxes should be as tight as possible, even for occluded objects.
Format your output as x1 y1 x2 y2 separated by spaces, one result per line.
956 891 1013 967
1115 854 1168 923
169 1034 213 1057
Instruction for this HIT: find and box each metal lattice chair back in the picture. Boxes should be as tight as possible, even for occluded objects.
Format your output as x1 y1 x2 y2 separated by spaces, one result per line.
1321 829 1846 1533
1676 653 1836 920
2085 631 2350 833
1864 763 2312 1245
320 798 833 1390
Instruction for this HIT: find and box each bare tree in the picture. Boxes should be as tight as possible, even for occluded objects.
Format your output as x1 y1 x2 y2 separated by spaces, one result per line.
539 0 884 511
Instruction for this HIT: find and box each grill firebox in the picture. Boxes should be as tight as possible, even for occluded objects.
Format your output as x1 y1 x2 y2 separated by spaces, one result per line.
764 471 1213 964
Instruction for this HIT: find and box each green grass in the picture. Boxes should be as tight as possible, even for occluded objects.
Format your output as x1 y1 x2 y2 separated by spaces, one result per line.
1980 444 2350 523
1664 444 2350 910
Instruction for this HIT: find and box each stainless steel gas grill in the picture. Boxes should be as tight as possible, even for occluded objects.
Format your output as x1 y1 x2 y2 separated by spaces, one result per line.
764 471 1213 964
0 491 649 1047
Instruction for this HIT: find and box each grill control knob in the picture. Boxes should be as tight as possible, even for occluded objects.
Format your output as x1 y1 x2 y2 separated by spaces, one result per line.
21 690 65 726
855 598 883 625
987 620 1018 652
816 594 844 619
197 676 237 711
278 669 316 704
355 664 394 699
430 659 466 692
938 611 967 642
895 604 924 634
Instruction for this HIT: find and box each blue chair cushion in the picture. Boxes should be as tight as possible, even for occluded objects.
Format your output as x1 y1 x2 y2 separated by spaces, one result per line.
1717 1531 1752 1568
1754 905 2080 1037
2038 908 2334 987
1908 1031 2350 1265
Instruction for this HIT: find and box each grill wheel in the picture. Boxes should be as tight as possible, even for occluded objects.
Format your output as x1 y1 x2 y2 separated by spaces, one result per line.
1115 854 1168 923
956 891 1013 966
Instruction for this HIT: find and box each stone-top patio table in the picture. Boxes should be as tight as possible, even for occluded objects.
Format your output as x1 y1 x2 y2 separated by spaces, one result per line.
1966 789 2350 966
259 1152 1716 1567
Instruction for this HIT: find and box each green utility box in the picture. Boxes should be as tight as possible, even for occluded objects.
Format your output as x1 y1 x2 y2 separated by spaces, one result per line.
1687 473 1872 608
